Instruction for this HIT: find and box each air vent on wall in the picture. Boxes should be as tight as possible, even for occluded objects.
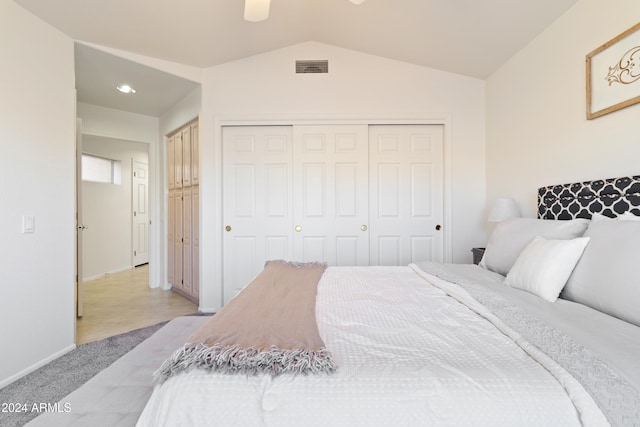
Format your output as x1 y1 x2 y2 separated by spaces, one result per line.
296 60 329 74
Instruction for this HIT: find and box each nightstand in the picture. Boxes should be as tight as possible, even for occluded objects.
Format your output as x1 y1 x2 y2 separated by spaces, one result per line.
471 247 485 265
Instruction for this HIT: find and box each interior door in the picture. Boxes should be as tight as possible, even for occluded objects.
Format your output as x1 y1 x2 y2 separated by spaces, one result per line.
192 187 200 298
168 192 176 287
369 125 444 265
292 125 370 265
222 126 294 302
75 119 84 318
132 160 149 266
182 189 192 294
174 191 183 291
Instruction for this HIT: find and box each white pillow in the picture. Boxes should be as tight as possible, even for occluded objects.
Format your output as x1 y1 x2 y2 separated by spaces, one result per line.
563 220 640 326
591 211 640 221
590 212 613 221
504 236 590 302
480 218 589 276
619 212 640 221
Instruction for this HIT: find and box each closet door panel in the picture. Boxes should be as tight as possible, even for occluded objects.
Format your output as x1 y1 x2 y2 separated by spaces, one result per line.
376 235 401 266
168 136 175 190
175 132 183 189
265 236 289 260
369 125 444 265
335 236 360 266
227 236 258 299
222 126 293 302
411 236 433 262
192 187 199 298
377 164 401 217
301 163 326 219
336 163 358 216
301 236 327 262
182 190 192 293
182 126 192 187
167 192 176 286
174 192 183 290
191 122 199 186
293 125 369 266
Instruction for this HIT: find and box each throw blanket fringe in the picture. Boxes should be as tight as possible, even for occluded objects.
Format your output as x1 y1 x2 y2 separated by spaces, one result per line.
156 343 337 379
155 260 335 383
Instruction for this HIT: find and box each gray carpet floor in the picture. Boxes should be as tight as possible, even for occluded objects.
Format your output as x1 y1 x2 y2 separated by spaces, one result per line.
0 321 169 427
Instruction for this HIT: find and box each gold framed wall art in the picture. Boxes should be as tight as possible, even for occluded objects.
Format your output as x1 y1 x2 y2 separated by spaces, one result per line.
586 22 640 119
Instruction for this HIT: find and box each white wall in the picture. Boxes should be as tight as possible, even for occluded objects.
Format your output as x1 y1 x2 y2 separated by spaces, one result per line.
0 0 76 386
82 136 149 280
199 42 487 310
77 102 159 144
160 88 201 136
486 0 640 218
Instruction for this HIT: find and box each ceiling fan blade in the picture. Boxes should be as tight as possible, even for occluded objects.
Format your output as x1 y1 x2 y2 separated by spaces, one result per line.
244 0 363 23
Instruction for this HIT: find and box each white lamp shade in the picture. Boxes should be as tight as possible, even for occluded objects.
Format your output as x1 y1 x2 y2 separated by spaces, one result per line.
244 0 270 22
488 198 520 222
349 0 367 4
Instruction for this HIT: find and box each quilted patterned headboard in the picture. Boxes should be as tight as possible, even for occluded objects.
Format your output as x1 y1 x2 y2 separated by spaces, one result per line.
538 175 640 219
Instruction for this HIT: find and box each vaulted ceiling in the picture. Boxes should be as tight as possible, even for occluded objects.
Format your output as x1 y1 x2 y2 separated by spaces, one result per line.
16 0 577 78
15 0 578 116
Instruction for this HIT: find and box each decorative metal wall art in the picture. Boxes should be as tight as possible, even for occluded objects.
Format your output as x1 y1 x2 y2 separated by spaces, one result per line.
586 22 640 119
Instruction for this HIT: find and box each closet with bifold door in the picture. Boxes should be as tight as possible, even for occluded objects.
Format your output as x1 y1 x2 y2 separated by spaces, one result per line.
222 123 444 303
168 118 199 302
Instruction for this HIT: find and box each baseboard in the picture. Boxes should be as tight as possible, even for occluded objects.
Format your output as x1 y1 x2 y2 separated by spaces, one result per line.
0 344 76 389
83 266 133 282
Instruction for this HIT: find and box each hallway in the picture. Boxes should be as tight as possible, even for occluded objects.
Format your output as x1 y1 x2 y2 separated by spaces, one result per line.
76 265 199 344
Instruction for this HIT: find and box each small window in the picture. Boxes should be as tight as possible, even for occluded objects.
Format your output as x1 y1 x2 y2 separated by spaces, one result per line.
82 154 121 185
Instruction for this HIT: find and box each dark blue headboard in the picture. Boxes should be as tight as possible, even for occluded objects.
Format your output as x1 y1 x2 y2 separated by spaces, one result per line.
538 175 640 220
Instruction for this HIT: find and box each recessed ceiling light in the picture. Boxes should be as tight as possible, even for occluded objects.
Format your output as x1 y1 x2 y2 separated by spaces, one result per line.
116 84 136 94
244 0 270 22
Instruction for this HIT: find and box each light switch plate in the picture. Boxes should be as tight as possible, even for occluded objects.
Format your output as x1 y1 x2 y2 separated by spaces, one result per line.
22 215 35 233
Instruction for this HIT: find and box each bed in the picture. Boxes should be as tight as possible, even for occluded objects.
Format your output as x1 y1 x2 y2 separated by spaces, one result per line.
137 175 640 427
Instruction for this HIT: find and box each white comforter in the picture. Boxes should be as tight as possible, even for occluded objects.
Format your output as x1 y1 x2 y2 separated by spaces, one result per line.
137 266 606 427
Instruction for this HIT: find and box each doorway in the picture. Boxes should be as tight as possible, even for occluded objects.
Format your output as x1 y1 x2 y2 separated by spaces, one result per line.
132 159 150 267
76 133 155 341
80 135 149 282
73 42 202 341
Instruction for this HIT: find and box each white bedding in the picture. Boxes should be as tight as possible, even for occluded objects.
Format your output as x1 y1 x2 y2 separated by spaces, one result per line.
137 266 609 427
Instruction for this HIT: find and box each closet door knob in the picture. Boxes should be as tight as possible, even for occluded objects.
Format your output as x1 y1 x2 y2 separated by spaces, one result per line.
225 225 232 232
295 225 302 232
361 225 368 231
435 224 442 231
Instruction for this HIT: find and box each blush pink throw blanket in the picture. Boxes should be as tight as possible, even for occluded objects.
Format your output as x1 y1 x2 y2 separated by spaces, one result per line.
155 260 336 382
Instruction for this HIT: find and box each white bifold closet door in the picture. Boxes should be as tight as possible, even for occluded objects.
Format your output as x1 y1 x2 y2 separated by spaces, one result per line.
222 124 443 302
